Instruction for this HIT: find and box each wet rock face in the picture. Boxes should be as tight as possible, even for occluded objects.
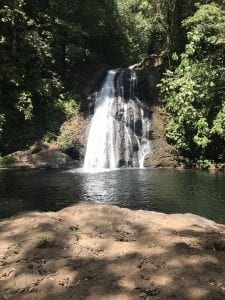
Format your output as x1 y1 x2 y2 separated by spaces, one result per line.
84 68 152 169
64 147 81 161
30 142 77 169
30 141 49 154
3 147 76 169
133 54 165 106
143 106 178 168
31 149 72 169
111 124 140 168
115 68 138 103
112 97 143 134
134 119 143 137
113 69 150 167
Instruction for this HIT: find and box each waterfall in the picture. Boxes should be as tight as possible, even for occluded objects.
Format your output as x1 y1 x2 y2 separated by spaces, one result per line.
83 68 151 169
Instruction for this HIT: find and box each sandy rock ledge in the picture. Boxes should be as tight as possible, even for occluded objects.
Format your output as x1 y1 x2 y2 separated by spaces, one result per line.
1 203 225 300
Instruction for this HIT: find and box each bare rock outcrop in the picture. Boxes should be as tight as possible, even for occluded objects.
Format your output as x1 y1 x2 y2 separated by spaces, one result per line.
3 145 74 169
144 106 178 168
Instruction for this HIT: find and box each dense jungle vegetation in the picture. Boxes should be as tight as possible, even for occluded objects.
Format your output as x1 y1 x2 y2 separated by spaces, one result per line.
0 0 225 165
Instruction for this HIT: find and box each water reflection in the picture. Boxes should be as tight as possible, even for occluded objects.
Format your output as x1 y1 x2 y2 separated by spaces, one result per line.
0 169 225 223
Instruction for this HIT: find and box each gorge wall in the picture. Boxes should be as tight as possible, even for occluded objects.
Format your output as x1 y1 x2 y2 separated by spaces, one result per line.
77 54 177 169
1 55 178 169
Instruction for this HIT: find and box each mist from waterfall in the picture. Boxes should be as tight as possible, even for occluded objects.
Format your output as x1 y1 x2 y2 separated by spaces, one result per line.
83 68 151 170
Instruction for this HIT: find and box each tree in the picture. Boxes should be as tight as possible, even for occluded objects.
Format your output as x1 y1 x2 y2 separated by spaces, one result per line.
160 3 225 162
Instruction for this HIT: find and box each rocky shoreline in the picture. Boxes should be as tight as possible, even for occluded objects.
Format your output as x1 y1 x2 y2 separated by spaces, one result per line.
0 106 179 171
1 203 225 299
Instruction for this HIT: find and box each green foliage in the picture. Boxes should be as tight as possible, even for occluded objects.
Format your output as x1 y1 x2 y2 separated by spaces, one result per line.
57 133 73 150
37 232 51 248
0 0 143 154
0 0 225 167
116 0 153 60
0 0 83 153
16 91 33 120
148 0 197 56
196 159 212 170
212 105 225 139
42 132 58 144
0 155 16 166
0 114 5 136
160 3 225 161
37 233 49 242
70 227 80 240
55 95 79 120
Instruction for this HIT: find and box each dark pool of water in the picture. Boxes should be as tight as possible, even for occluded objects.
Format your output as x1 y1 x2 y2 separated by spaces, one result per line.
0 168 225 223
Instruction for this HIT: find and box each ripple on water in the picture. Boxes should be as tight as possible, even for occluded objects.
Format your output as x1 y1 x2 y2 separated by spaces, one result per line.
0 168 225 223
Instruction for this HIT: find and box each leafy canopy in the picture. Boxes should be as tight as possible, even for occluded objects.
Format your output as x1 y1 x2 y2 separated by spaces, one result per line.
160 3 225 161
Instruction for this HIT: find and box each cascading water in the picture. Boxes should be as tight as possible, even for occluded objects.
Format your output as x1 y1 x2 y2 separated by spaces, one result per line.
83 68 151 169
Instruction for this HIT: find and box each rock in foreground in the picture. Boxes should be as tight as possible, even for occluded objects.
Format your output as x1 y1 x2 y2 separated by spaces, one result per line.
0 203 225 299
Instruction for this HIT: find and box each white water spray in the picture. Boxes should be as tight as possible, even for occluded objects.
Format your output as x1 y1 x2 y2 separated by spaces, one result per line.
83 68 151 169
